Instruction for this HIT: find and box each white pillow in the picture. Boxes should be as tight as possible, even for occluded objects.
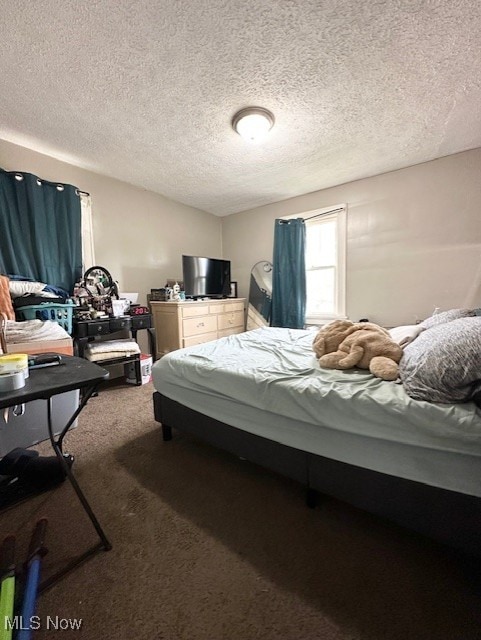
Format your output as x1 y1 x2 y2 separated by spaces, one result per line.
8 281 47 298
388 324 425 348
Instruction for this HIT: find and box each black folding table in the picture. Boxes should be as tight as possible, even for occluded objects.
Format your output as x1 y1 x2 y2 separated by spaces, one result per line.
0 355 112 591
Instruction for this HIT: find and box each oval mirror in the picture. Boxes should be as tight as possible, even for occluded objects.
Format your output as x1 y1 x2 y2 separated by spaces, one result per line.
83 266 119 299
247 261 273 330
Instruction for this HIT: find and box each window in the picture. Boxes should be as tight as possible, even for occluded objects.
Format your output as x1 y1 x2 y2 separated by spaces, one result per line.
80 193 96 270
304 207 346 323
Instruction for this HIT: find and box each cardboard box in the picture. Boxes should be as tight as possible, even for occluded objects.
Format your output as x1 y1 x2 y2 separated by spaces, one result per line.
126 354 152 385
6 337 74 356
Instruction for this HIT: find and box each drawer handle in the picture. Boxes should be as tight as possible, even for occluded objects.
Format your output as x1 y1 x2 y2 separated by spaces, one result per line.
229 319 234 324
197 322 205 328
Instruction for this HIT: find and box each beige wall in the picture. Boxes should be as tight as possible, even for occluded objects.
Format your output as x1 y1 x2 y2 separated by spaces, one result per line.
2 138 480 329
0 138 222 304
222 149 481 327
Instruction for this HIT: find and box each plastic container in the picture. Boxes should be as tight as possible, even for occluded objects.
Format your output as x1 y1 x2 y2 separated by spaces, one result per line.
0 390 79 454
125 354 152 385
0 353 29 379
17 302 74 334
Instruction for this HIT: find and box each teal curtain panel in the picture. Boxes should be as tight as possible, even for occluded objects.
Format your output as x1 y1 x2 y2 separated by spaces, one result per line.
0 169 82 293
271 218 306 329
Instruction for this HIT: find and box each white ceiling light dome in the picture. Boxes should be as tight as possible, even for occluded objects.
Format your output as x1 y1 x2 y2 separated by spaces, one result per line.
232 107 275 143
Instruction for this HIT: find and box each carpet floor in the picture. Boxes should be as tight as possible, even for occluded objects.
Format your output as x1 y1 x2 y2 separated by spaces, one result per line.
1 381 480 640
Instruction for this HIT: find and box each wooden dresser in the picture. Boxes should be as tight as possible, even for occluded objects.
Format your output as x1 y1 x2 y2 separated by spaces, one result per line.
150 298 246 357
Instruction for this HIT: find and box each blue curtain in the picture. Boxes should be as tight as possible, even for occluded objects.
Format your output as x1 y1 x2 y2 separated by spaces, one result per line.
0 169 82 293
271 218 306 329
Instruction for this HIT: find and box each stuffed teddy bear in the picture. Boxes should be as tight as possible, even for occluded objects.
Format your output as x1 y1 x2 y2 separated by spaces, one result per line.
312 320 403 381
312 319 357 358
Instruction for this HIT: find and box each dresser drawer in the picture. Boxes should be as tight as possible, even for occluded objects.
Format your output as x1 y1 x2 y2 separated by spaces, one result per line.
130 314 152 330
217 310 244 331
183 314 217 337
183 331 218 348
182 305 210 318
87 320 111 336
109 316 131 332
223 301 244 313
209 304 225 314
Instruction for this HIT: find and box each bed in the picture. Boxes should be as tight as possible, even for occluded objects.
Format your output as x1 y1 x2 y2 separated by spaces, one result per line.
152 326 481 556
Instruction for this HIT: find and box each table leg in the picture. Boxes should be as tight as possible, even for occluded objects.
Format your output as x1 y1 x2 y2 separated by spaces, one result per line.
40 391 112 592
147 327 157 362
131 327 157 362
56 384 97 453
134 357 142 385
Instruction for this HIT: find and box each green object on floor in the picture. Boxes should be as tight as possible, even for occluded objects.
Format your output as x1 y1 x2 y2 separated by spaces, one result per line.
0 575 15 640
0 535 16 640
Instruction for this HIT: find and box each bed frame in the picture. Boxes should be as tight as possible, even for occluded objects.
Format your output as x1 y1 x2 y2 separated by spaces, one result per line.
153 391 481 556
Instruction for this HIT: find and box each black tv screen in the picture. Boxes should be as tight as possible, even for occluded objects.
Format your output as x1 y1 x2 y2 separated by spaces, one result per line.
182 255 231 298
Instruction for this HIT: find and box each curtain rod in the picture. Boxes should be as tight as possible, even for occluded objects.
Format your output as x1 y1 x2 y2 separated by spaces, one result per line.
1 168 90 197
304 206 345 221
279 206 345 224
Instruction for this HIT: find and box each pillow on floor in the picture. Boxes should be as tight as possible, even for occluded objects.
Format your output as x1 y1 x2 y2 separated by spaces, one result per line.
399 317 481 405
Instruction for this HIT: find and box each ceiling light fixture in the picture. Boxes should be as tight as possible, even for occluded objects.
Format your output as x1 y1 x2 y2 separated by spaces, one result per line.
232 107 275 143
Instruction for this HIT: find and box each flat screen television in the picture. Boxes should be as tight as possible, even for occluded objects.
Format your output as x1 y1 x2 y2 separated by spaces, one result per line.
182 255 231 299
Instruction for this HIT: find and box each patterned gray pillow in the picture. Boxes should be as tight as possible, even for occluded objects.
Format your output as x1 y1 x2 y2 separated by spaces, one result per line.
420 308 475 329
399 317 481 404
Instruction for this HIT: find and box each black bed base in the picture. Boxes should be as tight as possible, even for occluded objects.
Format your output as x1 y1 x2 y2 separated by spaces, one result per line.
153 392 481 557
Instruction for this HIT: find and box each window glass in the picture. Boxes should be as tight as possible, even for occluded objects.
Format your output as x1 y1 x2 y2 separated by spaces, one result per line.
306 217 338 316
305 220 336 268
306 268 335 315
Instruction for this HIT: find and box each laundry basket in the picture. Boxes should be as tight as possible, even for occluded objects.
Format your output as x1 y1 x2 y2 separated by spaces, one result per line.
16 302 74 334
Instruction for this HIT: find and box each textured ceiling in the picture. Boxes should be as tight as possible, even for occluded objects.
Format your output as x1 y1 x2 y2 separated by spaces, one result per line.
1 0 481 216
